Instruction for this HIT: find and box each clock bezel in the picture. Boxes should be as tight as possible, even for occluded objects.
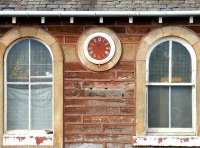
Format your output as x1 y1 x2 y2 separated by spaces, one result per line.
83 32 116 64
77 27 122 71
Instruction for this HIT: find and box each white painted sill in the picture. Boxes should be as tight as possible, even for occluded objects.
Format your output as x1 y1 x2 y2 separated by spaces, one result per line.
133 136 200 147
3 130 53 146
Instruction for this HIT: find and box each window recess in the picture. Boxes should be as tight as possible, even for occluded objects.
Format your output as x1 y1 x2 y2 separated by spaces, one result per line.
4 39 53 135
146 38 196 135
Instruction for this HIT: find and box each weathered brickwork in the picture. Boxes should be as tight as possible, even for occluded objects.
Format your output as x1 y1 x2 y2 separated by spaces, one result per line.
0 17 200 148
54 20 136 148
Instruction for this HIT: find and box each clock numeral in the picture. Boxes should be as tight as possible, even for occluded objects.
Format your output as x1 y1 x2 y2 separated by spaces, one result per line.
106 46 110 50
89 50 93 54
105 51 109 55
93 54 96 58
98 37 102 42
89 42 94 46
88 47 92 51
93 39 97 43
97 55 101 59
105 42 109 46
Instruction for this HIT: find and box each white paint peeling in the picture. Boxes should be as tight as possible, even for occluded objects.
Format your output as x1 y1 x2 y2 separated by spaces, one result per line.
3 132 53 146
133 136 200 147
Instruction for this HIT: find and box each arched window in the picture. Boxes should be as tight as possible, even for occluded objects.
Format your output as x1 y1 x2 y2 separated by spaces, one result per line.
5 38 53 132
147 38 196 135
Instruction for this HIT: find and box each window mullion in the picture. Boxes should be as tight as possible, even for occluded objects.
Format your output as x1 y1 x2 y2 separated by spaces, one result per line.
169 41 172 128
169 86 171 128
169 40 172 83
28 39 31 130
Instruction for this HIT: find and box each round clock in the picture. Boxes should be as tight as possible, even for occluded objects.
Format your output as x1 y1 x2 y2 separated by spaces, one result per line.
83 33 115 65
78 27 122 71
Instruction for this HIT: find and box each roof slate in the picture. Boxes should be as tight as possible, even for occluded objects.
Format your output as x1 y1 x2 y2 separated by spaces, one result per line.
0 0 199 11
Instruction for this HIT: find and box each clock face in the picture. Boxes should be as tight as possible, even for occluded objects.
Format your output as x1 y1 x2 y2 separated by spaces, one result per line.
84 33 116 65
78 28 122 71
88 36 111 60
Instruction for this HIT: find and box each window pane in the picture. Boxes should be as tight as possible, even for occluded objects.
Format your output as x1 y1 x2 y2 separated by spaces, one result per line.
31 39 52 82
171 86 192 128
148 86 169 128
31 85 52 130
149 41 169 82
7 85 29 130
7 40 29 82
172 41 191 82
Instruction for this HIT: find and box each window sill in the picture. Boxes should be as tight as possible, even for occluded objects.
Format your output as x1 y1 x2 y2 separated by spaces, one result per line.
3 130 53 146
133 136 200 147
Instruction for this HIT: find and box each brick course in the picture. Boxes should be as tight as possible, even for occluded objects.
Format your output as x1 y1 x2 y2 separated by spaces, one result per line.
61 18 137 147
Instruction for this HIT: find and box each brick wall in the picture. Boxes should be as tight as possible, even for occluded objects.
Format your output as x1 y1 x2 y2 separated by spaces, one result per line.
47 19 138 147
51 18 151 148
0 17 199 148
62 26 136 148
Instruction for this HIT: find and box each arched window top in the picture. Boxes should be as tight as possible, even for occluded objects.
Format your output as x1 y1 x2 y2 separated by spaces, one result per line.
147 37 196 83
6 38 53 82
6 38 53 63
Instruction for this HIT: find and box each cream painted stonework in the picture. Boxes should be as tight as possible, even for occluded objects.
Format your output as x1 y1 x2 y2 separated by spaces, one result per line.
0 27 64 148
136 26 200 136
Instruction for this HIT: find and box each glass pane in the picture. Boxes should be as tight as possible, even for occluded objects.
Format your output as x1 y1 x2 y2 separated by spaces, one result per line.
31 65 52 82
149 41 169 82
7 84 29 130
148 86 169 128
7 40 29 82
31 39 52 81
172 41 191 82
31 85 52 130
171 86 192 128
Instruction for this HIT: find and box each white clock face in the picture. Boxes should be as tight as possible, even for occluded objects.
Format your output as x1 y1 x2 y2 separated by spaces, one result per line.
83 32 116 65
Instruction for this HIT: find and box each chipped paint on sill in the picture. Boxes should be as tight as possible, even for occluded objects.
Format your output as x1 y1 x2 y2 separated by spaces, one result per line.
3 134 53 145
133 136 200 147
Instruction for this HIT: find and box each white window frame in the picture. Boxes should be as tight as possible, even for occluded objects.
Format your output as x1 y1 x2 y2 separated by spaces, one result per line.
146 37 196 135
4 38 54 136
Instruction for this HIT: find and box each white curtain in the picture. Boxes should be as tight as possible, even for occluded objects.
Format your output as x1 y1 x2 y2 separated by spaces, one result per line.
31 85 52 130
7 85 29 130
7 85 52 130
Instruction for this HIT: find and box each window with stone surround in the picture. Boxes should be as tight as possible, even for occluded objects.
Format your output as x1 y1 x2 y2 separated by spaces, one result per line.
5 38 53 133
136 26 200 140
0 27 63 147
147 37 196 135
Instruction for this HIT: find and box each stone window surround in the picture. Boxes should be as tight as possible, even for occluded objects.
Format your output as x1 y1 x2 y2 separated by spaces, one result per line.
135 26 200 146
0 27 63 148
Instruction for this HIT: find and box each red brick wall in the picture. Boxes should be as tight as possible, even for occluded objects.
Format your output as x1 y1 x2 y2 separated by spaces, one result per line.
57 21 148 147
0 17 200 148
52 21 138 147
62 28 136 147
